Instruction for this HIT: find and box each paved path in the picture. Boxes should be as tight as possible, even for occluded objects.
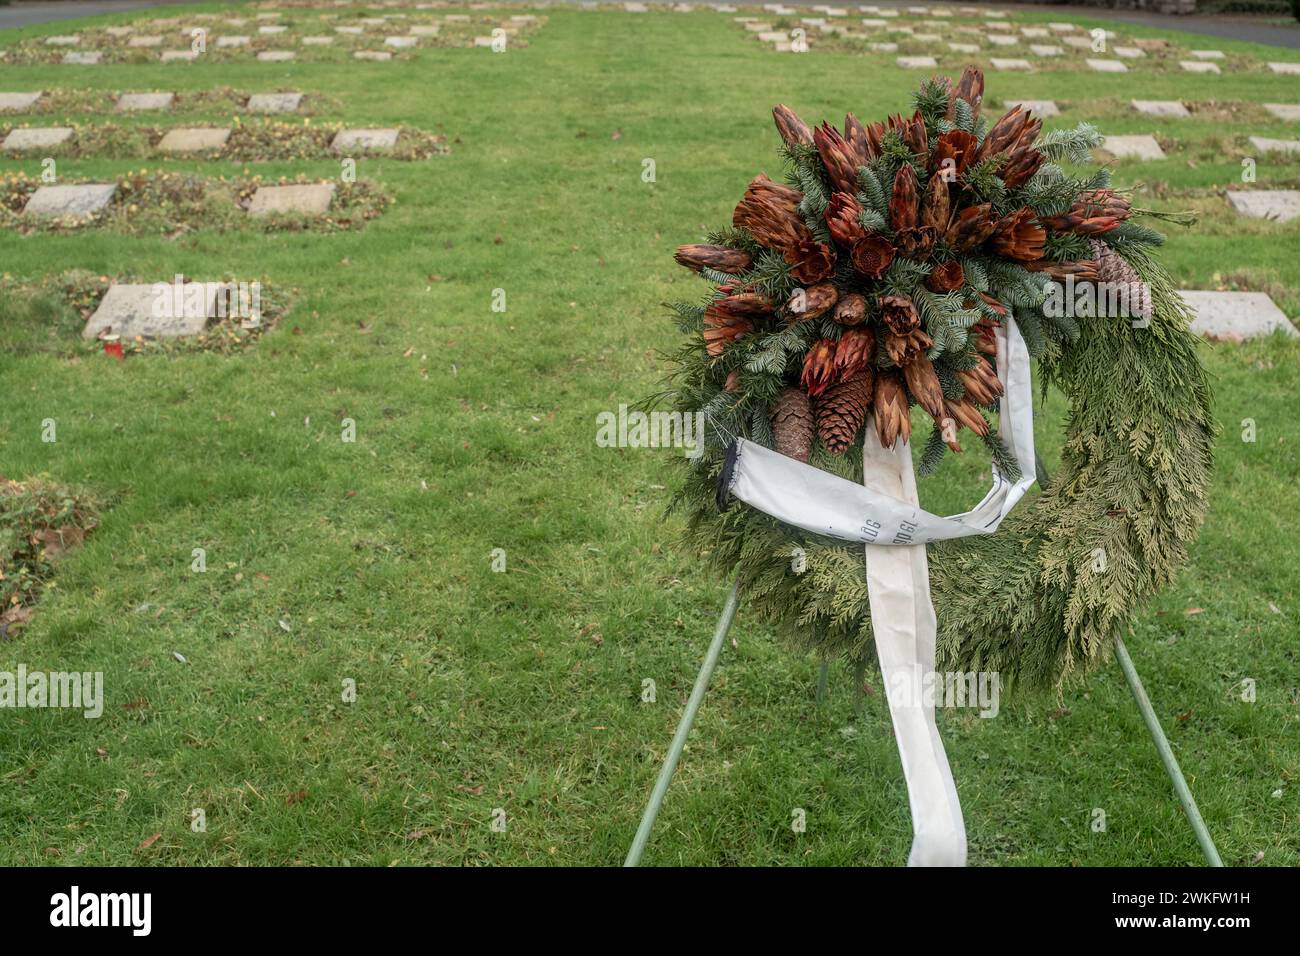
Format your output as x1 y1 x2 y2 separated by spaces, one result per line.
0 0 191 31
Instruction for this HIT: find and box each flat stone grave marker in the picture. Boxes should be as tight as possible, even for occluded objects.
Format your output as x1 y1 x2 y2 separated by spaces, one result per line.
1181 61 1219 74
757 32 786 42
258 25 288 34
1269 63 1300 75
24 183 116 218
104 27 134 37
301 36 334 45
1248 136 1300 154
1006 99 1059 117
948 42 978 53
257 51 296 62
45 35 80 46
1021 27 1048 38
1226 190 1300 222
161 51 198 62
1113 46 1144 59
128 35 164 47
2 126 73 149
991 58 1031 71
861 18 886 27
157 127 231 152
1101 135 1166 160
986 35 1018 46
1263 104 1300 121
410 26 440 36
869 42 898 52
1030 45 1062 57
0 92 43 112
1132 100 1189 118
913 32 942 42
984 22 1012 31
217 36 250 47
335 26 364 35
1178 291 1297 340
743 22 772 31
1087 59 1127 73
354 51 392 61
63 52 102 64
897 56 938 68
246 92 302 113
331 128 399 150
1189 50 1224 60
82 282 222 339
1049 22 1077 32
473 37 497 48
1062 36 1092 49
248 183 335 217
384 36 419 47
117 92 174 111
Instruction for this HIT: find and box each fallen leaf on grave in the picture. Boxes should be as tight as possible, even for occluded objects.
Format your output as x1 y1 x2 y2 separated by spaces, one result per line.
1177 710 1193 722
136 832 162 852
172 651 187 664
286 789 308 806
345 490 357 498
1184 608 1204 616
36 526 86 560
122 699 149 711
278 620 292 633
1269 602 1281 615
256 573 271 582
403 346 416 357
95 747 108 759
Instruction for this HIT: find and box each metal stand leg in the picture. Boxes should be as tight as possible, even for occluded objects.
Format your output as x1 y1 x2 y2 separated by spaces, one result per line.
1114 636 1224 867
624 579 741 867
815 661 830 706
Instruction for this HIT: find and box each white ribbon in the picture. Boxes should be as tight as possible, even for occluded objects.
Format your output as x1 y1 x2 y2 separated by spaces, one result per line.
719 318 1037 866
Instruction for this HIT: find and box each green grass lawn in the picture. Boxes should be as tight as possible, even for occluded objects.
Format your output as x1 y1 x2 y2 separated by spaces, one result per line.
1 3 1298 866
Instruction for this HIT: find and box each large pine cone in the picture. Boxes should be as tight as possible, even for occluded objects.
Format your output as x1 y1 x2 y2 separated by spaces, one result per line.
770 387 814 463
816 370 874 455
1090 238 1151 321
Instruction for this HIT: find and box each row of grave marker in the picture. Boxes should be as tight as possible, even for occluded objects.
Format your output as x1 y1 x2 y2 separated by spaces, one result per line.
0 91 304 113
1 125 404 152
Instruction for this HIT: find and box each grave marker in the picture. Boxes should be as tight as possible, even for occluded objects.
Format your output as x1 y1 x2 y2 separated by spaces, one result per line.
24 183 117 218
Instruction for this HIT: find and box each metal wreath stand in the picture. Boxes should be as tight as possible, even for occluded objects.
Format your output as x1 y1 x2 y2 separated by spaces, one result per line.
624 457 1223 867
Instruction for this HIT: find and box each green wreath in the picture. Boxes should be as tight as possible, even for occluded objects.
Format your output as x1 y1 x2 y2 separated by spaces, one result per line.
665 71 1214 690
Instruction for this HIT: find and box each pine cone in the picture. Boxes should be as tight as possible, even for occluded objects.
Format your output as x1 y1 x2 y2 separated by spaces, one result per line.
833 292 868 326
674 244 753 274
785 283 839 322
902 352 944 417
889 164 920 232
772 104 813 147
800 339 837 398
813 122 860 195
873 372 911 449
816 371 874 455
770 387 814 463
1090 238 1151 320
834 326 875 378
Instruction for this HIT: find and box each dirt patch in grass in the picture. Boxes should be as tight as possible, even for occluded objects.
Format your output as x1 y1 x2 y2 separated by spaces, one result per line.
0 170 392 235
0 476 100 641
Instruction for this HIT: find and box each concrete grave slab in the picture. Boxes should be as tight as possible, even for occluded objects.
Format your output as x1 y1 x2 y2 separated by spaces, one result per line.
869 42 898 52
62 52 102 64
1179 291 1297 340
258 25 288 34
384 36 419 47
1132 100 1189 118
1269 62 1300 75
335 26 364 35
1181 61 1220 74
1263 104 1300 122
354 51 393 61
157 127 231 152
128 35 164 47
986 35 1018 46
1226 190 1300 222
0 92 43 112
24 183 116 218
1062 36 1092 49
1020 27 1048 38
409 26 440 36
2 126 73 149
82 281 223 339
45 35 80 46
1006 99 1059 117
897 56 938 68
104 27 134 37
160 50 199 62
216 36 250 47
116 92 174 111
247 183 335 217
1113 46 1144 58
1248 136 1300 154
246 92 303 113
948 43 979 53
1029 45 1062 57
257 51 296 62
301 37 334 45
991 58 1031 71
1086 59 1127 73
1189 50 1224 60
331 128 399 150
1101 135 1166 160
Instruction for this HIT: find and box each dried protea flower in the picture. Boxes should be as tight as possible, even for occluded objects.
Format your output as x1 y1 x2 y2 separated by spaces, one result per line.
880 294 921 334
864 119 886 159
785 283 839 322
674 243 753 274
703 292 771 355
851 235 895 278
920 171 950 234
813 122 861 195
902 352 944 417
874 372 911 449
946 203 999 252
1024 259 1100 282
733 174 809 251
972 318 998 356
901 110 928 159
786 239 836 284
978 106 1041 163
951 65 984 120
946 397 990 438
800 339 838 398
724 369 741 393
772 104 813 147
999 145 1044 189
889 164 920 232
834 326 876 378
931 129 978 178
926 260 965 293
988 208 1046 262
884 326 932 367
826 191 866 247
932 410 962 452
957 356 1004 406
833 291 869 326
895 225 937 258
844 112 872 165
